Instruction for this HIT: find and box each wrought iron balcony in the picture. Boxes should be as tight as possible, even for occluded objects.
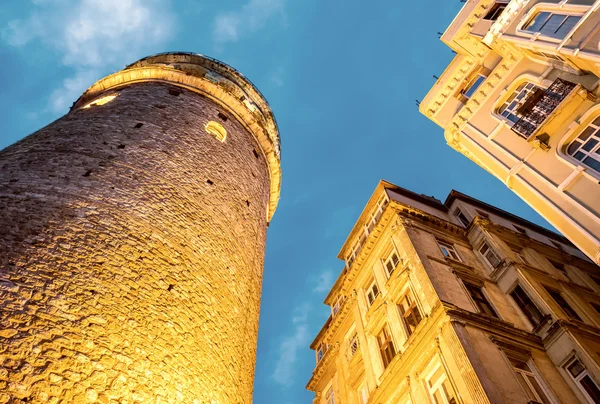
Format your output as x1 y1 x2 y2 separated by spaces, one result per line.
511 78 578 139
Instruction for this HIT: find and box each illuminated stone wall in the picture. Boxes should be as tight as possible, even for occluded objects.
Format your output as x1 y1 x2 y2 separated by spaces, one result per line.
0 80 271 403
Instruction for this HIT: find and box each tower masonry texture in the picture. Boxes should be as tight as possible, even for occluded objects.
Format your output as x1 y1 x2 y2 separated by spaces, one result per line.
0 53 281 403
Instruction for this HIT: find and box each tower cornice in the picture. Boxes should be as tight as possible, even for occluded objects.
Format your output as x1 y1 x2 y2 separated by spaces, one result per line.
72 52 281 220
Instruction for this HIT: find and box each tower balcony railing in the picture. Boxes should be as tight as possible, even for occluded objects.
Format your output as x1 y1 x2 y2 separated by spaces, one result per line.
511 78 578 139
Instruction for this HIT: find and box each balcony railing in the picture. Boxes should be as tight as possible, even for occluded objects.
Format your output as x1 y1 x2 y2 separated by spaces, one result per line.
511 78 577 139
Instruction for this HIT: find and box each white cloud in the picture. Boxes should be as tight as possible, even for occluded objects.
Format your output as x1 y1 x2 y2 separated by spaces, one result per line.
2 0 175 113
312 270 335 293
213 0 285 44
271 303 311 387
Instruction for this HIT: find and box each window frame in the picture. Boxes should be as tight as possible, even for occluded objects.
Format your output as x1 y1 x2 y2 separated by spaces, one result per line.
461 73 487 99
479 241 503 269
495 81 543 126
398 288 423 338
564 356 600 404
563 115 600 175
437 240 462 262
332 294 346 317
325 386 335 404
376 325 397 370
454 207 471 227
366 279 380 307
316 342 329 364
464 282 499 318
509 284 546 329
383 249 402 278
507 355 555 404
518 8 584 42
425 362 458 404
484 1 508 21
544 286 582 321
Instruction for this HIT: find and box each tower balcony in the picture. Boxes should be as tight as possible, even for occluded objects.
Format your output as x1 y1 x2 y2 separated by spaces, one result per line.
511 78 580 140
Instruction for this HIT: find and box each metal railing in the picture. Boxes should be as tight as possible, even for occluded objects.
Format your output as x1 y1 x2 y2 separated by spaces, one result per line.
512 78 577 139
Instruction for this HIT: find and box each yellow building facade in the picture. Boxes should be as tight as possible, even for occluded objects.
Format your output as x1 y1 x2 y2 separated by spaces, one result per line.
420 0 600 264
307 181 600 403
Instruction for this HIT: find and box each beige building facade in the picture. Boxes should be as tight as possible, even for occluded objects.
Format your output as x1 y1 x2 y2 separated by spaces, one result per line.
307 181 600 403
420 0 600 264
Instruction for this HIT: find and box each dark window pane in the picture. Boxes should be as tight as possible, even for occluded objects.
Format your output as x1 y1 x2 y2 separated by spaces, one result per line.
574 151 586 161
555 16 581 39
511 285 544 327
582 139 598 152
567 141 582 155
580 375 600 403
525 12 551 32
545 287 581 320
541 15 567 37
583 156 600 173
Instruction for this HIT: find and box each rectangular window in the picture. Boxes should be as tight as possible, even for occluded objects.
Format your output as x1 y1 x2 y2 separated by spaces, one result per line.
510 285 545 328
484 2 507 21
462 74 486 99
464 282 498 318
508 357 553 404
479 241 502 269
326 387 335 404
316 342 329 364
358 383 369 404
398 291 423 337
438 241 461 261
476 209 490 219
548 259 569 279
383 250 401 277
454 208 470 227
347 332 360 360
377 326 396 369
544 286 581 321
565 357 600 403
427 365 458 404
523 11 582 39
332 295 346 316
366 280 380 307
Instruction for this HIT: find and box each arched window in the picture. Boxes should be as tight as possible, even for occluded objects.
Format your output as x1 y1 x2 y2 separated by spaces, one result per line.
566 117 600 173
497 82 540 125
205 121 227 142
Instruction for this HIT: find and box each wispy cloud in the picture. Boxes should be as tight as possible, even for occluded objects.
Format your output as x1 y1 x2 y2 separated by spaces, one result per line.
2 0 175 113
213 0 285 44
270 66 285 88
312 270 335 293
271 303 311 387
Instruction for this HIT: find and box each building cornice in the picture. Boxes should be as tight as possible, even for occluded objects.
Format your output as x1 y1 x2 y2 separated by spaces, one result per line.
71 52 281 221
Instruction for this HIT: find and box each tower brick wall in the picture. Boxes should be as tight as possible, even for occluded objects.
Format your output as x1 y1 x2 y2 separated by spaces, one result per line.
0 53 280 403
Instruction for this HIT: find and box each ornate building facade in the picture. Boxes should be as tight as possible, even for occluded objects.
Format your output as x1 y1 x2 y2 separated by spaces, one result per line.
307 181 600 403
420 0 600 264
0 53 280 403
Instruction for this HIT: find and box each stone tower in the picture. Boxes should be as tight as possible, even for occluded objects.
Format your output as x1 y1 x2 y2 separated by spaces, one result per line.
0 53 281 403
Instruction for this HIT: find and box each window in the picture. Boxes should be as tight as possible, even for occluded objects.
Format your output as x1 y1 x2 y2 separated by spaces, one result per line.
454 208 470 227
484 2 507 21
427 365 457 404
347 332 360 360
479 241 502 269
511 248 529 264
358 383 369 404
528 49 565 61
508 356 553 404
566 116 600 174
476 209 490 219
523 11 582 39
464 282 498 318
325 387 335 404
81 93 118 109
514 225 528 235
332 295 346 316
497 82 541 124
565 357 600 403
462 74 486 99
376 326 396 369
316 342 329 363
544 286 582 321
438 241 461 261
383 250 401 277
510 284 545 328
550 240 564 251
398 291 422 337
548 259 569 279
366 280 380 307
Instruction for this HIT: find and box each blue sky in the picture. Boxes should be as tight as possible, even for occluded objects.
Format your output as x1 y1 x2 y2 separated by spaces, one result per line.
0 1 556 402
